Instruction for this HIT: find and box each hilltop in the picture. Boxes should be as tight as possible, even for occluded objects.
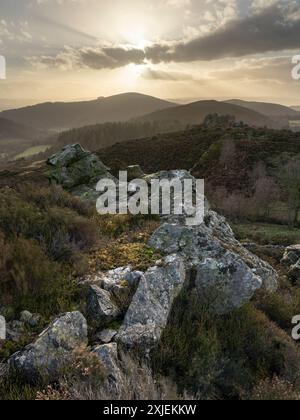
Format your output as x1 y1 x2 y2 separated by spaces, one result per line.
97 122 300 225
0 93 176 132
226 99 300 119
137 100 278 129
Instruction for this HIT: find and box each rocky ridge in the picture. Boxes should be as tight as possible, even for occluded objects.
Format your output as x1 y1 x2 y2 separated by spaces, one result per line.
5 144 279 387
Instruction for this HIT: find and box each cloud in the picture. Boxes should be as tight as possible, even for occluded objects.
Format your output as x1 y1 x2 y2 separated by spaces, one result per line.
0 20 32 46
29 1 300 70
155 1 300 62
30 45 145 70
210 56 294 83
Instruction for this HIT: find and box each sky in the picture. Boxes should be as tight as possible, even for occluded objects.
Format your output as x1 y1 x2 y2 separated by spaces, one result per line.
0 0 300 107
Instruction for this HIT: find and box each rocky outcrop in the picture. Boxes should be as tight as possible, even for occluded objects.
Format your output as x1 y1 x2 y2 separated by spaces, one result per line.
9 312 88 383
141 215 276 319
81 168 278 353
46 144 115 200
11 147 280 386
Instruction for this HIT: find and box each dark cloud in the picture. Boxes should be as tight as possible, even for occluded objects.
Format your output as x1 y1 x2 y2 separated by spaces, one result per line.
32 2 300 70
32 45 145 70
162 2 300 62
77 46 145 69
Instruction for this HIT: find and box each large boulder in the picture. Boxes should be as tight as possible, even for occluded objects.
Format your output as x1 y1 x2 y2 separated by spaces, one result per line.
195 252 262 314
116 255 186 354
149 214 278 296
47 144 88 167
46 144 115 199
9 312 88 383
86 285 121 328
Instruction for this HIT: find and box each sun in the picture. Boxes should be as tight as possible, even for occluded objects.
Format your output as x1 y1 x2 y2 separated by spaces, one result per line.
127 27 148 50
117 15 149 50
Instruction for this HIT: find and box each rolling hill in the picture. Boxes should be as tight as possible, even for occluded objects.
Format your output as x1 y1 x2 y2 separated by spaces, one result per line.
226 99 300 119
97 124 300 199
0 93 176 132
137 100 277 129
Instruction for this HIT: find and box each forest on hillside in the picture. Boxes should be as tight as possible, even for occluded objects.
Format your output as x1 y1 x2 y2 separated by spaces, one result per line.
56 120 188 152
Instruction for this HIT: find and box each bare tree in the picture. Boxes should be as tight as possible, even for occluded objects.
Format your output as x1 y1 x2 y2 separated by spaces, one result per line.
280 159 300 227
252 176 281 220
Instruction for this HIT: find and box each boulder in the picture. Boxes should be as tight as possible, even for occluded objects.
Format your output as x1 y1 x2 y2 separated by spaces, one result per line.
46 144 115 198
195 252 262 314
9 312 88 383
149 217 278 295
116 255 186 353
86 285 121 328
47 144 89 167
281 245 300 267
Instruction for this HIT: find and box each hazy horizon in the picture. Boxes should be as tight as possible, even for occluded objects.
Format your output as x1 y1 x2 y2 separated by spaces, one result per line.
0 92 299 113
0 0 300 107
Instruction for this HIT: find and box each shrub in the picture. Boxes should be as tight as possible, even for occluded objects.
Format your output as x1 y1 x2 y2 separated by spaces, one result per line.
153 289 300 400
0 188 99 263
0 237 79 316
242 376 300 400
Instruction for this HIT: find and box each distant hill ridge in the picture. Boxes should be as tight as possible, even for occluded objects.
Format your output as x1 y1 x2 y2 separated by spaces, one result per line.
226 99 300 119
137 100 278 129
0 93 177 132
